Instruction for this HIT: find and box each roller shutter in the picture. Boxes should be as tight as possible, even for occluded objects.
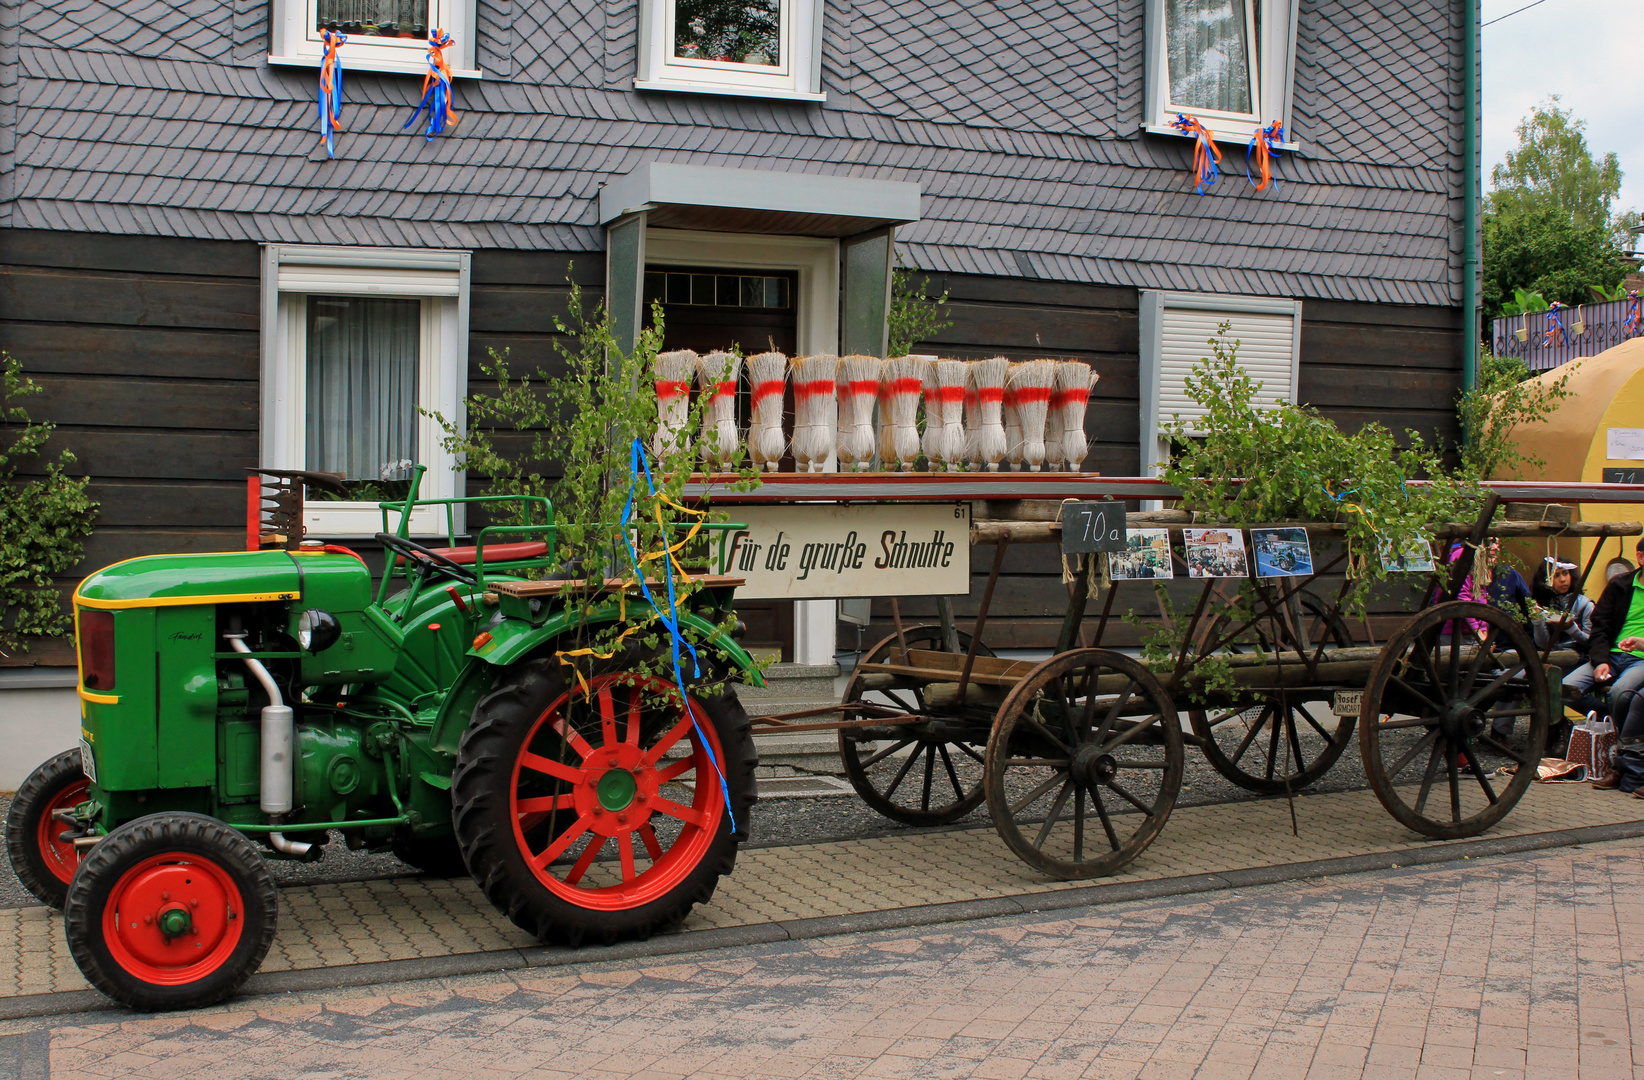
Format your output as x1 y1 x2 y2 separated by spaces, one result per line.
1157 303 1300 434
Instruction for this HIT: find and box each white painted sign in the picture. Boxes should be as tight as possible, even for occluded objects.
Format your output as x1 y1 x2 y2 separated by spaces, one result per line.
1607 428 1644 460
721 503 971 599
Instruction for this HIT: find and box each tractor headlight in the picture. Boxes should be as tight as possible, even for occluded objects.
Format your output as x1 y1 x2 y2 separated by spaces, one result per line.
296 609 341 653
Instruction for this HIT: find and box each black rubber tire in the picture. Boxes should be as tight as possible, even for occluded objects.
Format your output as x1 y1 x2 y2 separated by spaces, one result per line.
391 831 470 877
5 749 89 909
451 647 758 947
64 813 277 1012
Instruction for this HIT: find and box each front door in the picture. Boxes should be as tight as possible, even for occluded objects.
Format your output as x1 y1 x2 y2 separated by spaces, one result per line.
644 265 797 661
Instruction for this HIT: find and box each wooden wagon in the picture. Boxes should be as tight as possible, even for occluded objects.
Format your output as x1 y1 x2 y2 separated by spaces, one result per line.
721 477 1644 880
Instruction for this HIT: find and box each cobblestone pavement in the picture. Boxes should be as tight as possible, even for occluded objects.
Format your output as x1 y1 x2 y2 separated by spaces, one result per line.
2 839 1639 1079
4 781 1643 1005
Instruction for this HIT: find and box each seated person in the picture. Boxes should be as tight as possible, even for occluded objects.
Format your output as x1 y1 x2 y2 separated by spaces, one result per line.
1564 537 1644 791
1531 558 1595 651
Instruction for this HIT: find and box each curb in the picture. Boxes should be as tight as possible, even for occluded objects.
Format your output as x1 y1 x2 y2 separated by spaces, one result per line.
5 818 1642 1024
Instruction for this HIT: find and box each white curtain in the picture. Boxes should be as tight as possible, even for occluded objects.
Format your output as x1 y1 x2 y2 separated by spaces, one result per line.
1166 0 1254 115
306 296 420 482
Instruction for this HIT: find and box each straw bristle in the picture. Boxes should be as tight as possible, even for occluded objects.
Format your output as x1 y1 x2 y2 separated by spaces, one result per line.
1013 359 1057 471
879 357 924 470
653 349 698 458
1057 362 1097 473
837 355 881 471
696 351 741 468
747 351 787 472
791 354 838 473
970 358 1009 471
1043 366 1066 471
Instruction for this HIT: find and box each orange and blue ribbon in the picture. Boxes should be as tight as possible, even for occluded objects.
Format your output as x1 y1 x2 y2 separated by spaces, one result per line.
1246 121 1283 191
318 30 345 159
404 28 457 141
1625 291 1641 338
1171 114 1221 194
1542 301 1570 346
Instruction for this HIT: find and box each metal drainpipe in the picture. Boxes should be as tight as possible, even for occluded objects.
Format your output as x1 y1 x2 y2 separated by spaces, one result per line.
1462 0 1481 391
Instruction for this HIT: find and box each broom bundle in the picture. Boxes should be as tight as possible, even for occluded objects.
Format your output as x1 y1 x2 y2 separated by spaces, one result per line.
791 354 837 472
967 357 1009 471
696 351 742 469
1043 369 1066 471
652 349 697 458
919 358 942 469
1057 362 1098 472
1013 359 1057 471
746 351 787 472
880 357 923 470
935 360 969 469
836 355 881 471
1003 362 1025 470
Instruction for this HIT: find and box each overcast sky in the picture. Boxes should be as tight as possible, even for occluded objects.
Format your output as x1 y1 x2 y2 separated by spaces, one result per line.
1482 0 1644 215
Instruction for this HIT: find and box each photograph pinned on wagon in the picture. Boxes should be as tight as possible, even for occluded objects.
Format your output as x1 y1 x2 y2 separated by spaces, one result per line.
1251 527 1313 578
1182 527 1250 579
1379 538 1437 573
1109 528 1174 580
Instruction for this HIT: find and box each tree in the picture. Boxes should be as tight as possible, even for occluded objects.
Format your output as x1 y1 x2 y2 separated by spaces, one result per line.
1483 99 1638 323
1490 98 1631 239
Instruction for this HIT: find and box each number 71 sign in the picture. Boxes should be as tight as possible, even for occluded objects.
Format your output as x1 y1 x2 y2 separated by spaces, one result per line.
1060 502 1127 553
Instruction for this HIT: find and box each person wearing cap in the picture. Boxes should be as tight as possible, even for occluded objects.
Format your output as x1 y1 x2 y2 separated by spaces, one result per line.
1566 537 1644 792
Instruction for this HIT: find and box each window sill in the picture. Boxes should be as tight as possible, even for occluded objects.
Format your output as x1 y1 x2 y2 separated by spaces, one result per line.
634 79 825 103
1142 123 1299 153
269 53 483 79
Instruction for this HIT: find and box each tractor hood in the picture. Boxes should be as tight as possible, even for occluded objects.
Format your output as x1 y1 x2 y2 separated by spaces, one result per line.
75 551 302 609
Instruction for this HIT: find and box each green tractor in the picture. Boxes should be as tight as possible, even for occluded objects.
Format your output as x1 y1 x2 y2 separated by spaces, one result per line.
4 470 761 1011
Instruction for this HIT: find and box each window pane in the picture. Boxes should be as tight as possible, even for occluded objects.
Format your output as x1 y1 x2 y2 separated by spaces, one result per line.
690 274 715 305
644 272 665 307
316 0 428 37
306 296 420 498
673 0 781 66
740 276 763 307
665 273 691 305
1166 0 1253 114
716 275 740 306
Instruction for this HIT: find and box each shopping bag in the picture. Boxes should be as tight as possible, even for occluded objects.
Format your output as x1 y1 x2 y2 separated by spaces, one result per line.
1566 725 1617 775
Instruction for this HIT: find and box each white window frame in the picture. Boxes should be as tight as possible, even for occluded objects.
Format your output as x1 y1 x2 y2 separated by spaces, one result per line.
635 0 825 102
268 0 481 78
260 245 471 539
1138 290 1302 482
1143 0 1299 146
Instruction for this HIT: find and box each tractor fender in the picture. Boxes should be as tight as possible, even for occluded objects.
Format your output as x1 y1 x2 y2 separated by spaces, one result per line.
430 610 765 755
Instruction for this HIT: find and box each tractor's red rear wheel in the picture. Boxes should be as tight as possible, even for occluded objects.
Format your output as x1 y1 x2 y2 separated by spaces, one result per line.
5 749 91 908
64 813 277 1011
453 655 757 946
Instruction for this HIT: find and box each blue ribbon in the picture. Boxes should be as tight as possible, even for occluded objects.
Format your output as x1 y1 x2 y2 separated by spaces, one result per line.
318 30 345 159
618 438 736 833
1246 121 1283 190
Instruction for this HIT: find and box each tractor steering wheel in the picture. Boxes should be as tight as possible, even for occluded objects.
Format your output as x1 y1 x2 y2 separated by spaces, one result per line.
375 533 479 587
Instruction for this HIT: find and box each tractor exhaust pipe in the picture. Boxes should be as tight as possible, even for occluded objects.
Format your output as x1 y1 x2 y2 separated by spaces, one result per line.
225 633 312 858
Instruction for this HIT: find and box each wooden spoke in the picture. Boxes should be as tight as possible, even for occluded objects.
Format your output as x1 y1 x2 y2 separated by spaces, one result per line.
938 744 966 802
1073 783 1086 861
1032 780 1074 850
1389 674 1446 715
1413 739 1444 816
1230 713 1267 766
1463 754 1498 805
1096 713 1163 755
1103 777 1156 817
1009 770 1069 816
920 745 937 812
1022 714 1072 756
1476 731 1531 766
953 742 986 765
1089 782 1122 851
1466 663 1526 709
1376 714 1442 731
881 744 925 800
1447 747 1462 824
857 739 915 771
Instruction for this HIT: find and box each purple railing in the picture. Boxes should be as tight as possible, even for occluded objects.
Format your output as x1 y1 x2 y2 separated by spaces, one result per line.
1491 296 1642 371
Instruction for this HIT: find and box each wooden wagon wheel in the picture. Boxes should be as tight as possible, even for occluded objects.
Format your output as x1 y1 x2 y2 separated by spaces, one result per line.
1359 601 1549 840
1189 592 1358 794
984 649 1183 880
838 626 993 826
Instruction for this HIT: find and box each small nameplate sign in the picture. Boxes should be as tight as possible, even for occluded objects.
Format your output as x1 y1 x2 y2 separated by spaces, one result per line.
1602 467 1643 485
724 503 970 600
1059 502 1128 554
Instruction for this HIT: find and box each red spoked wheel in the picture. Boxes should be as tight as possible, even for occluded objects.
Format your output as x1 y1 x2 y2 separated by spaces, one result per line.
64 813 277 1011
454 655 757 946
5 749 91 908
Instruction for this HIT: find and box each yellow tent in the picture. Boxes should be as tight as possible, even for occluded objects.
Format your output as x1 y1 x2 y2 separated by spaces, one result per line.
1502 339 1644 596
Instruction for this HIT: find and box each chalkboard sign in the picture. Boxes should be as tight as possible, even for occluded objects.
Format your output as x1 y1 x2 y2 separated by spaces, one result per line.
1603 467 1644 485
1060 502 1127 554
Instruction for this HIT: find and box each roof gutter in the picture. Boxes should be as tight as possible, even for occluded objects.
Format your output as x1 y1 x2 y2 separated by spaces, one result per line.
1462 0 1481 391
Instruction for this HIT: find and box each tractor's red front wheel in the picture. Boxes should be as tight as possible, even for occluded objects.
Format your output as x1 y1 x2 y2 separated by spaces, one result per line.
453 655 757 946
5 749 91 908
64 813 277 1011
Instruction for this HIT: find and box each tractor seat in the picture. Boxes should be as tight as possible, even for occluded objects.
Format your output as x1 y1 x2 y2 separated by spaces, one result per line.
395 540 550 566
